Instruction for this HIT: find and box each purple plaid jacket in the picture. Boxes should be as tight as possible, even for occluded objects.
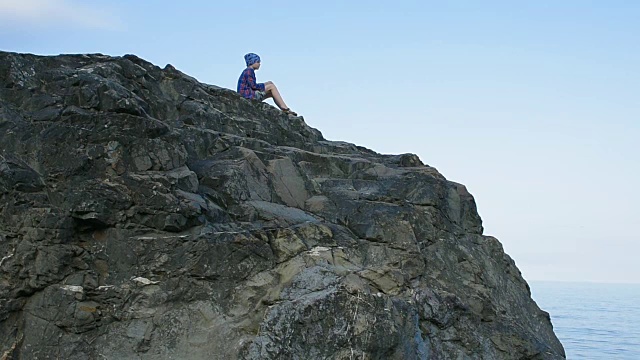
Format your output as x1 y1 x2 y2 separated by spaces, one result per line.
237 67 265 99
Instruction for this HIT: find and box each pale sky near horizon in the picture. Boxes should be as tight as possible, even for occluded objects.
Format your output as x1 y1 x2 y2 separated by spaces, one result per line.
1 0 638 284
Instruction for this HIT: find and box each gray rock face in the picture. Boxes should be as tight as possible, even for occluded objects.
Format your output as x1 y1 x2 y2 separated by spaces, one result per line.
0 51 565 359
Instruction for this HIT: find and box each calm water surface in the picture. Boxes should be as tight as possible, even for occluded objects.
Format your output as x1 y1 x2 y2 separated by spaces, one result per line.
530 281 640 359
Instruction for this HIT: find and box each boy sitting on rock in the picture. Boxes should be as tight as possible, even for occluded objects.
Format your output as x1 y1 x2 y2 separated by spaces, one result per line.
237 53 297 116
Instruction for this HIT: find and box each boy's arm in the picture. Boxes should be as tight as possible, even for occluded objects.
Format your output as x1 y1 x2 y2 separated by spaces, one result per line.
248 71 266 91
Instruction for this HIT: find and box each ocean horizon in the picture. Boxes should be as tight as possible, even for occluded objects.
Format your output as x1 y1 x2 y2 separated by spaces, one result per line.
530 281 640 359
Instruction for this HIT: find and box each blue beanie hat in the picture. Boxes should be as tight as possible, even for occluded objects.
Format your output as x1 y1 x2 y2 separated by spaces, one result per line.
244 53 261 66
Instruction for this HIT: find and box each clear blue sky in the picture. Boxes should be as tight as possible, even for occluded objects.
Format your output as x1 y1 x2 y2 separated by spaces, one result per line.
2 0 638 283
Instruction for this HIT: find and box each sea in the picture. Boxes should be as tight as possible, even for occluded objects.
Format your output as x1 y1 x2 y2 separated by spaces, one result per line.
530 281 640 359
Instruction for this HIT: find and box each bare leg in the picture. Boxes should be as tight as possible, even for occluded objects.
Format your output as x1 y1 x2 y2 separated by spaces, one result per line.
264 81 289 110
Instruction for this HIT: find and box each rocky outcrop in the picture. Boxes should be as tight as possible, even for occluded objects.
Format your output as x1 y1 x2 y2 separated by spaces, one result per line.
0 51 565 359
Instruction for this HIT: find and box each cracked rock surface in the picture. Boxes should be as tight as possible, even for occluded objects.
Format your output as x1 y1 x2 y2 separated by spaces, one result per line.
0 51 565 359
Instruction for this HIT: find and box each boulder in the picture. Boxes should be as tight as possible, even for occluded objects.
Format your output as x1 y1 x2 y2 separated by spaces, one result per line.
0 51 564 359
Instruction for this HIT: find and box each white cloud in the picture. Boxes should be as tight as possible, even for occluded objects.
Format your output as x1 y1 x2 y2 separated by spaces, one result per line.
0 0 122 30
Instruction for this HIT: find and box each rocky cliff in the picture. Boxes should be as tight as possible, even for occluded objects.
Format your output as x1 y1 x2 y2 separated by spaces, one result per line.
0 51 565 359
